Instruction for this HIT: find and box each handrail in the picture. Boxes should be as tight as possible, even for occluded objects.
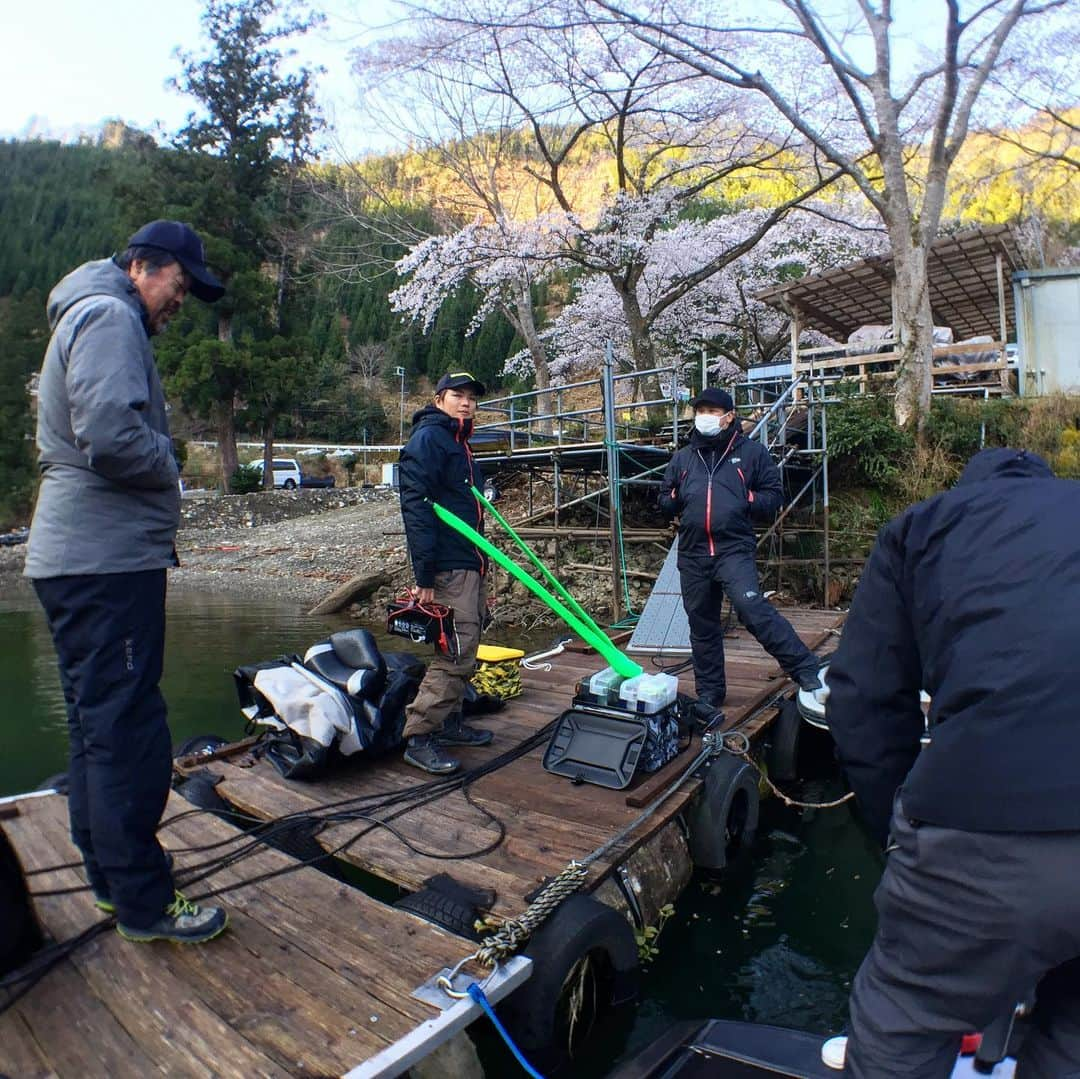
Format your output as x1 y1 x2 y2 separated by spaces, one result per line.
745 375 807 443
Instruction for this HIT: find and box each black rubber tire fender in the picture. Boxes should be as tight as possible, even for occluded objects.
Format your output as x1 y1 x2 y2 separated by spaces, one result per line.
174 734 229 760
173 773 230 813
686 753 760 870
766 698 803 784
497 894 638 1063
394 887 480 940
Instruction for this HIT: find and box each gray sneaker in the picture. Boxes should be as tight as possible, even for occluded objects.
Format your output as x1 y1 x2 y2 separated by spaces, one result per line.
433 713 493 747
403 735 460 775
117 892 228 944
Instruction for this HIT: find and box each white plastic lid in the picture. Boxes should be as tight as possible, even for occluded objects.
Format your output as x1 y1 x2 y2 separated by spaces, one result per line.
821 1035 847 1070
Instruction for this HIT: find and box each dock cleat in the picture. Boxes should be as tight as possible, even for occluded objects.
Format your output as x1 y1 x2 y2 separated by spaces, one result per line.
116 891 228 944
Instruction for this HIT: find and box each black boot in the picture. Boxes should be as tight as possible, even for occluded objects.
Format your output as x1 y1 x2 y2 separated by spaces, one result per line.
433 712 493 747
403 734 460 775
697 687 726 708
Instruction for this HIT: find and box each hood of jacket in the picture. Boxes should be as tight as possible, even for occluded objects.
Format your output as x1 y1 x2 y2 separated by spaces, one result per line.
410 403 473 440
47 258 148 335
957 447 1052 486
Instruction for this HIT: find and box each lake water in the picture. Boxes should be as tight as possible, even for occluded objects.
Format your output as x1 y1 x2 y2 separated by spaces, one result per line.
0 582 881 1075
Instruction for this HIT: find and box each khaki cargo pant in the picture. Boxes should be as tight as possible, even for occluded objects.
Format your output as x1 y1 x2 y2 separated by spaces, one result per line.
402 569 487 740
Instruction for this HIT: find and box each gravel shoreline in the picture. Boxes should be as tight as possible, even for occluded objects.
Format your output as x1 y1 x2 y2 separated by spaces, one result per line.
0 486 669 625
0 488 413 612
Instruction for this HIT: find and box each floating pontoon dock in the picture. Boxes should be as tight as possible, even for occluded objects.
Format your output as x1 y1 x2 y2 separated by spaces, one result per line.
1 605 842 1078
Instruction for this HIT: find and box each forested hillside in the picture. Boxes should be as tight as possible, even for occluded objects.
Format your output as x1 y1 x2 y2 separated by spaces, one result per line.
0 135 525 525
0 0 1075 528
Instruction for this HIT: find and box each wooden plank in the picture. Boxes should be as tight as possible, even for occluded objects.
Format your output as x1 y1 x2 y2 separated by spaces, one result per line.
3 791 503 1079
10 943 164 1079
158 814 473 1032
12 798 293 1079
2 1007 63 1079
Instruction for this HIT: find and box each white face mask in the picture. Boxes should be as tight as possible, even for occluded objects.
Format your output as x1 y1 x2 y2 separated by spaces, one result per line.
695 413 723 437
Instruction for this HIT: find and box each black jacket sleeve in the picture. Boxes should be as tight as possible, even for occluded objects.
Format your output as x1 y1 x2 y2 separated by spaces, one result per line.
746 440 783 522
826 521 924 846
398 429 439 588
659 450 683 520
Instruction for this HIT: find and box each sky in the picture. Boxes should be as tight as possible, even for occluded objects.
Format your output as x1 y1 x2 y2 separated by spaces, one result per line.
0 1 396 157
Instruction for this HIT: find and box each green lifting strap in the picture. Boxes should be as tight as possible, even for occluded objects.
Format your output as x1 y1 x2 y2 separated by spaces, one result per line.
431 501 642 678
470 484 606 642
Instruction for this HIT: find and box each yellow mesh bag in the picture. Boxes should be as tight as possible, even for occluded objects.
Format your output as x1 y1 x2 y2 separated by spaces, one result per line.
471 644 525 700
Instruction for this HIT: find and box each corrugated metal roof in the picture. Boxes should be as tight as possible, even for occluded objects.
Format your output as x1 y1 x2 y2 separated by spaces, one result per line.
755 224 1025 342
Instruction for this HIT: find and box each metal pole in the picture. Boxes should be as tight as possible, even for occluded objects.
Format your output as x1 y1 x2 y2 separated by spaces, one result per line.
701 348 707 396
362 427 368 486
603 341 623 622
671 364 680 447
995 253 1010 394
396 366 406 444
822 387 831 607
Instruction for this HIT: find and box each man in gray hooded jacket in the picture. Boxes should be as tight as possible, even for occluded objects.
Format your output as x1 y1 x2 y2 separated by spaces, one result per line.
25 221 229 944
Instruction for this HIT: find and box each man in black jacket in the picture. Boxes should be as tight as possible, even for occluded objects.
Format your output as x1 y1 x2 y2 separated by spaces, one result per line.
828 447 1080 1077
398 371 492 774
660 388 821 707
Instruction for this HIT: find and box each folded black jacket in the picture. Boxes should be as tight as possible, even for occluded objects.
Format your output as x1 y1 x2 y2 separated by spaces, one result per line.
660 426 783 561
399 406 487 587
828 448 1080 845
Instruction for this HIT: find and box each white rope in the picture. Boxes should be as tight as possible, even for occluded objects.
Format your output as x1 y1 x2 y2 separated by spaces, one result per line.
520 643 565 671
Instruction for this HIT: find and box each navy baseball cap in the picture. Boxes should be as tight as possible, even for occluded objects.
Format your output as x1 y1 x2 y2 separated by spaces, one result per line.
126 220 225 302
689 387 734 411
435 370 487 395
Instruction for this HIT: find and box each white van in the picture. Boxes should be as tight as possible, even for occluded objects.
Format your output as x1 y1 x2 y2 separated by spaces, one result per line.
248 457 302 489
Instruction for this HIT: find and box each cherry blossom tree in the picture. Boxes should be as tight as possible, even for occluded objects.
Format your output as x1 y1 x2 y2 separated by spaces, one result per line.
590 0 1071 428
535 205 883 383
366 0 840 399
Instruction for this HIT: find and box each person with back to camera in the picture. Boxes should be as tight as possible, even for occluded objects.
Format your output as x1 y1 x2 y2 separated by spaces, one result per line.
398 371 493 775
827 447 1080 1076
659 387 823 709
25 221 228 943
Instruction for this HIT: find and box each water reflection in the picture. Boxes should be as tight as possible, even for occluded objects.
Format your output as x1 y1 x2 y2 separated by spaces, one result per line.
3 587 386 795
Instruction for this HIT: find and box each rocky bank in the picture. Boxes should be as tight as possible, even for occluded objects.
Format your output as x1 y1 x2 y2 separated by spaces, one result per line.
0 487 665 625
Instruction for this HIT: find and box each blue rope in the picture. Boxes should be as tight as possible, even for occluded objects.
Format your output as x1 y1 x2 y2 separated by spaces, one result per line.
466 981 546 1079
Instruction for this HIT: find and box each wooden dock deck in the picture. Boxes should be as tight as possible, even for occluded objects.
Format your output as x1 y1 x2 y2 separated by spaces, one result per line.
0 791 527 1079
0 606 841 1079
176 607 844 918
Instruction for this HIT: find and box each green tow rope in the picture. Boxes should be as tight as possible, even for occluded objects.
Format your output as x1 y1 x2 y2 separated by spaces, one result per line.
431 501 642 678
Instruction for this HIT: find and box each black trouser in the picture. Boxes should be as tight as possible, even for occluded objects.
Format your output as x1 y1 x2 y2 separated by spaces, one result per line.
33 571 174 929
845 798 1080 1077
679 551 816 702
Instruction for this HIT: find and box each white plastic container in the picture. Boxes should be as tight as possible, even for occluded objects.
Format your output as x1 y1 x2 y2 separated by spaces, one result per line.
618 672 679 714
632 673 679 714
618 674 643 711
587 666 626 707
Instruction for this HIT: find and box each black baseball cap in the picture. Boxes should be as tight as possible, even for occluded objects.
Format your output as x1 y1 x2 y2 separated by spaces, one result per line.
126 220 225 302
435 370 487 395
689 387 734 411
